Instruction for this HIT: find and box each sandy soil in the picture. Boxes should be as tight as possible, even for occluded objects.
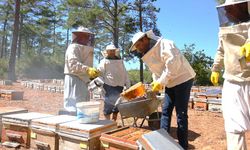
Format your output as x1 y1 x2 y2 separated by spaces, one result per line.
0 81 249 150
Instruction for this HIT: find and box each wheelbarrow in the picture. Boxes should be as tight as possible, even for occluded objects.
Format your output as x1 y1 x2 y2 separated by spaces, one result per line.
117 96 162 128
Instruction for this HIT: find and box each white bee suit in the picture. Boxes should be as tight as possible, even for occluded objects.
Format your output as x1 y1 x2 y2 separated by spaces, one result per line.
141 38 195 88
212 22 250 150
98 59 130 88
212 22 250 134
64 43 94 112
64 43 93 82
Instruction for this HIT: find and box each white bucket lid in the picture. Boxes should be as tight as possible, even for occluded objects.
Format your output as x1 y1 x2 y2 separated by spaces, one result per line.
76 101 101 108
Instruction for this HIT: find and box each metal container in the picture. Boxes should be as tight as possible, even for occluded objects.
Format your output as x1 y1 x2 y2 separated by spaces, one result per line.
100 127 151 150
58 119 117 150
30 115 77 150
117 98 162 127
1 112 53 148
0 107 28 142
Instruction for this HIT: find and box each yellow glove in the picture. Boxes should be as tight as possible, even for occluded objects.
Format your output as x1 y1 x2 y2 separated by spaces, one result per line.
210 72 219 86
240 43 250 62
86 67 100 79
151 81 163 92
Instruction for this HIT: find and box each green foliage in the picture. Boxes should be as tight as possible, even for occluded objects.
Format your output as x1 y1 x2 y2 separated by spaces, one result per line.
16 51 64 79
0 58 8 79
216 0 225 5
128 69 152 85
182 44 214 86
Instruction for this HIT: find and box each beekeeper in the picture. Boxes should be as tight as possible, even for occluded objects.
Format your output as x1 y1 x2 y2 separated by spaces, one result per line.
64 26 99 114
210 0 250 149
129 30 195 149
98 44 130 121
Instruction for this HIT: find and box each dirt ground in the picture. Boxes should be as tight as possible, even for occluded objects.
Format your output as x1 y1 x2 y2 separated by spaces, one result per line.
0 81 249 150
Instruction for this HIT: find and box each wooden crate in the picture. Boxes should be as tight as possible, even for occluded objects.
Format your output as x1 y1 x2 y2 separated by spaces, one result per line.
0 107 28 142
193 98 208 111
1 112 53 148
58 119 117 150
0 90 24 100
30 115 77 150
207 99 222 113
100 127 151 150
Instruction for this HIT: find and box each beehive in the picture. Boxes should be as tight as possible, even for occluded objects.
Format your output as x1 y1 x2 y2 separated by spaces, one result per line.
30 115 77 150
1 112 53 148
100 127 151 150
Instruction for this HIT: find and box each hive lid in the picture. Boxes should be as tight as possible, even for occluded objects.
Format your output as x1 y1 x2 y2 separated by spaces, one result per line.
0 107 28 115
2 112 53 122
137 128 184 150
58 119 117 138
31 115 77 130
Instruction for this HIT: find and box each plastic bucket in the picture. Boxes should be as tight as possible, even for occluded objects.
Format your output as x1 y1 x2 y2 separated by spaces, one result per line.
76 101 100 123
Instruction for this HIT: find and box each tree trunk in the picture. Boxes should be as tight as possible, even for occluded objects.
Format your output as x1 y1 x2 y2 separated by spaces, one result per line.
8 0 20 81
113 0 119 48
17 13 23 59
139 0 144 83
1 11 9 58
66 28 69 52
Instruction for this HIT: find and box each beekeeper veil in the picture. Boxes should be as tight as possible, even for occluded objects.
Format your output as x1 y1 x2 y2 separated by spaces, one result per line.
101 44 121 58
129 29 160 52
72 26 95 47
217 0 250 27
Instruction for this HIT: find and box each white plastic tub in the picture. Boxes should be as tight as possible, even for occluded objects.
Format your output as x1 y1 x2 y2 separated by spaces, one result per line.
76 101 101 124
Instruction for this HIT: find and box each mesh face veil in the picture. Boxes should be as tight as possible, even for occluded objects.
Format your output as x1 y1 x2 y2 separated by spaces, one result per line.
217 1 250 27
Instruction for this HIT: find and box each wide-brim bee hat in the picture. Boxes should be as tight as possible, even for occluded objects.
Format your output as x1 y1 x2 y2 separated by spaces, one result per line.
101 44 120 58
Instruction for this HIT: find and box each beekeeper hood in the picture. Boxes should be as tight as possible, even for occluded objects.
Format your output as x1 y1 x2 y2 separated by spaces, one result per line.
129 30 160 52
101 44 120 58
217 0 250 27
72 26 95 47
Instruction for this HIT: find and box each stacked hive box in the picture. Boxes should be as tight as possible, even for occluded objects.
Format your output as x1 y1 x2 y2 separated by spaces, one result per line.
1 112 53 148
192 87 222 112
0 90 24 100
30 115 77 150
0 107 28 142
57 119 117 150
